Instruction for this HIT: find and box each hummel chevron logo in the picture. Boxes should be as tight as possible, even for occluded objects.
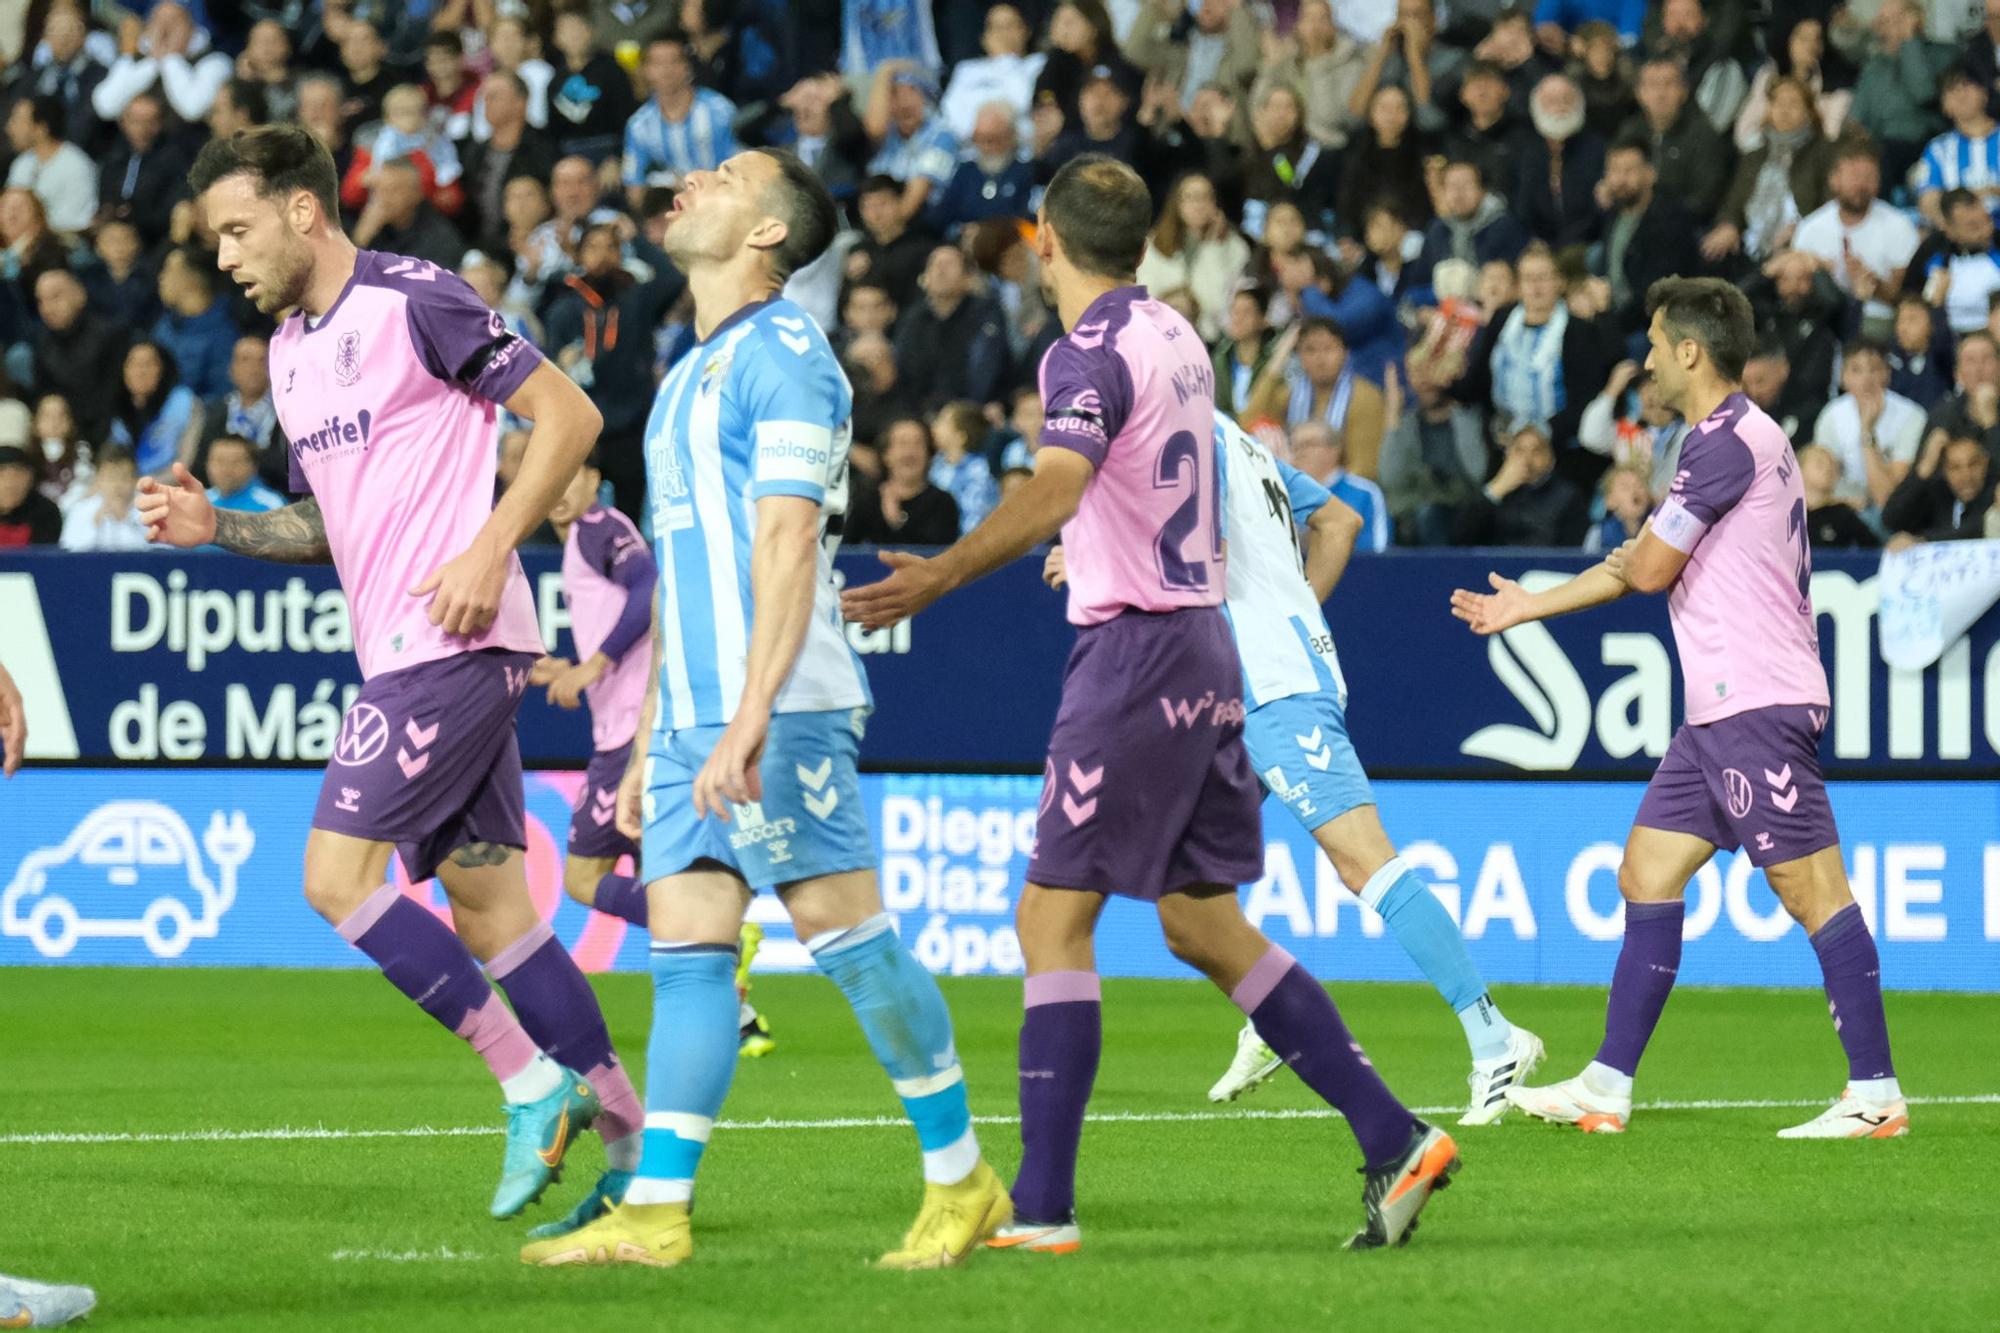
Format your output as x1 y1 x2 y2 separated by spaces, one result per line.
796 758 833 791
1296 726 1334 770
1295 727 1322 749
1765 763 1799 813
1061 793 1097 825
405 718 439 748
772 315 807 331
1067 761 1103 794
777 332 811 355
590 788 617 826
803 788 840 820
396 747 429 780
1763 764 1792 789
1808 708 1827 731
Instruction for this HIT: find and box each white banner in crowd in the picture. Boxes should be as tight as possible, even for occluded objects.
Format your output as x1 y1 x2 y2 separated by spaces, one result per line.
1876 540 2000 672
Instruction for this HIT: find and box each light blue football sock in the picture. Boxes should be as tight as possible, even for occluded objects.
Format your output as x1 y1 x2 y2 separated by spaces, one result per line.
809 914 980 1184
627 942 740 1205
1362 858 1513 1060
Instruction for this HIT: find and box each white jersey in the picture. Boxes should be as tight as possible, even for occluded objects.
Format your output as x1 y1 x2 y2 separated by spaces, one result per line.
644 297 871 731
1215 414 1349 709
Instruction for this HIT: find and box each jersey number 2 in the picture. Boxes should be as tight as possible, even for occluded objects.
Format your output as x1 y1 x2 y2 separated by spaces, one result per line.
1154 430 1218 593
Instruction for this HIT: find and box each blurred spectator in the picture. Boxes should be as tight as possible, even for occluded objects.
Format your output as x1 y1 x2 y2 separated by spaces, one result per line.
1441 61 1525 193
0 444 62 546
841 0 941 83
1247 318 1387 478
1849 0 1954 190
1886 294 1952 407
1642 0 1747 134
1136 172 1250 341
30 269 127 443
1379 362 1489 545
1043 66 1178 197
83 219 159 331
1533 0 1646 52
1466 10 1562 119
1277 246 1402 385
1578 358 1689 493
894 244 1011 413
353 160 468 271
93 1 232 123
297 75 353 176
1799 443 1880 548
1706 77 1833 268
623 34 739 204
152 247 238 401
1743 249 1846 408
545 217 687 520
1289 420 1389 552
460 73 560 261
1920 330 2000 458
1452 420 1588 545
928 400 1000 534
1973 0 2000 122
514 156 623 313
1813 340 1924 508
31 394 92 508
836 282 898 357
186 334 285 491
846 417 960 545
844 332 918 452
1213 287 1279 416
59 444 149 551
107 341 198 476
1570 21 1636 139
865 62 960 223
7 4 107 154
549 7 639 163
335 19 405 132
1883 430 1995 542
1740 339 1816 446
344 84 467 218
682 0 789 109
1127 0 1261 114
1243 84 1341 235
1352 0 1464 135
1452 244 1616 451
1514 73 1606 248
1358 204 1425 305
208 79 270 140
203 434 286 514
1034 1 1145 126
2 189 70 336
96 93 190 249
1416 158 1527 285
1913 67 2000 228
1586 138 1699 337
1735 16 1854 153
1337 85 1434 248
236 19 300 123
1251 0 1368 149
1583 462 1652 553
1792 140 1919 337
423 31 480 143
471 16 555 140
940 4 1046 139
5 95 96 235
1619 57 1732 225
846 173 933 311
760 74 871 201
930 103 1036 230
1911 189 2000 336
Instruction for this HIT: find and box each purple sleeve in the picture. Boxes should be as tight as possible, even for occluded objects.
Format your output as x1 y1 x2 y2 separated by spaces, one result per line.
1650 422 1755 552
397 263 546 406
579 514 657 663
1036 336 1134 471
288 440 311 495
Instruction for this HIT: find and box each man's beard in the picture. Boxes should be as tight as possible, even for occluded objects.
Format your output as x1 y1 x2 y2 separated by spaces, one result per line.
1531 101 1585 142
256 244 311 315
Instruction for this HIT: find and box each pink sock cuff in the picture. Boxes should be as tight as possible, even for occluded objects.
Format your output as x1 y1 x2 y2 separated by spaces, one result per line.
486 920 556 980
1230 945 1297 1015
1024 970 1101 1008
457 993 536 1082
334 883 404 945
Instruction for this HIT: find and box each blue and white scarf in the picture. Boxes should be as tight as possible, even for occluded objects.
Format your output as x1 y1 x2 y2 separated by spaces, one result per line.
1491 302 1568 427
1287 366 1355 431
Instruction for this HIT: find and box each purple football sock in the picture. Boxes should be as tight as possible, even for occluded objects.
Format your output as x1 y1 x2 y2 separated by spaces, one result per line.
487 922 643 1145
1232 946 1416 1169
1810 903 1896 1082
1010 971 1100 1223
590 872 649 926
1594 899 1684 1077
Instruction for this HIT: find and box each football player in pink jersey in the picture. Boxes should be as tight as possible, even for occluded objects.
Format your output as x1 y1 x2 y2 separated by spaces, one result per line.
845 154 1457 1253
1453 277 1906 1140
139 125 649 1226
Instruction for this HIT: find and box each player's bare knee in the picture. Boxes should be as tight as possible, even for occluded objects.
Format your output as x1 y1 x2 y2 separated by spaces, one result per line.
301 866 371 924
1617 856 1682 904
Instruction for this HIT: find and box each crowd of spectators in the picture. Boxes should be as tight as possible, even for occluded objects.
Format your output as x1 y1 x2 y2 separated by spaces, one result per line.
2 0 1999 558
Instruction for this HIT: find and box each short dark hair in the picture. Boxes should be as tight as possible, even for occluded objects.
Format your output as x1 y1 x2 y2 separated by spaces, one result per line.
1461 59 1507 85
1748 336 1788 363
1298 316 1347 346
209 433 257 460
1831 137 1880 170
426 30 464 56
1646 276 1756 382
857 173 902 199
1942 63 1979 92
1444 157 1486 185
1841 338 1888 364
753 147 837 284
1607 134 1652 165
1638 54 1687 82
1041 153 1152 280
96 443 137 470
221 78 270 126
1942 186 1984 218
23 94 64 139
188 124 341 225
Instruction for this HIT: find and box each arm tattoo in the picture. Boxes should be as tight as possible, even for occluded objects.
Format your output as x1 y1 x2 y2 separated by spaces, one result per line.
212 498 332 564
448 841 512 869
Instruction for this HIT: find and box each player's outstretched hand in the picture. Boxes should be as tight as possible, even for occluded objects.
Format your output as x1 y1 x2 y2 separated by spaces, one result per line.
136 462 217 548
0 661 26 779
1450 572 1532 636
839 550 949 630
528 655 570 687
615 754 645 840
1042 545 1067 590
410 541 510 637
692 712 768 821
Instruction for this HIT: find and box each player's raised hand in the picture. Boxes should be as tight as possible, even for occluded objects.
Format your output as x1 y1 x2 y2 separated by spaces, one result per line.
1042 545 1067 590
692 712 768 821
615 754 646 840
1450 572 1532 636
136 462 217 548
839 550 948 630
410 540 510 636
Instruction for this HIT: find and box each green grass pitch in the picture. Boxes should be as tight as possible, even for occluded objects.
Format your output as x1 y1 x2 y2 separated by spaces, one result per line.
4 969 1996 1331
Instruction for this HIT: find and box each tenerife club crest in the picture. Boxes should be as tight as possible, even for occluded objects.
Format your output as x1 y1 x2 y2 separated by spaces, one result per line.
334 330 363 386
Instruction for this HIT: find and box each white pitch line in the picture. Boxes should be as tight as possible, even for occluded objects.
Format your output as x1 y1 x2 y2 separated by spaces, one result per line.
3 1094 1994 1148
329 1247 487 1263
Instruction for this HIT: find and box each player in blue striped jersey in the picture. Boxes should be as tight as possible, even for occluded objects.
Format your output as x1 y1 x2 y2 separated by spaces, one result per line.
1915 67 2000 226
1047 413 1542 1124
522 148 1008 1272
621 35 739 206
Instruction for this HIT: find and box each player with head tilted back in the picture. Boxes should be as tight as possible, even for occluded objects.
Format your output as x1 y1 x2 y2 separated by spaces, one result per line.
521 147 1008 1271
844 154 1460 1252
1453 278 1906 1139
139 125 647 1225
532 459 777 1066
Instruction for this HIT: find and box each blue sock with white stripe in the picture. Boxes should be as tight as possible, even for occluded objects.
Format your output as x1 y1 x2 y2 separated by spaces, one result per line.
627 942 741 1206
809 914 980 1185
1361 857 1513 1060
